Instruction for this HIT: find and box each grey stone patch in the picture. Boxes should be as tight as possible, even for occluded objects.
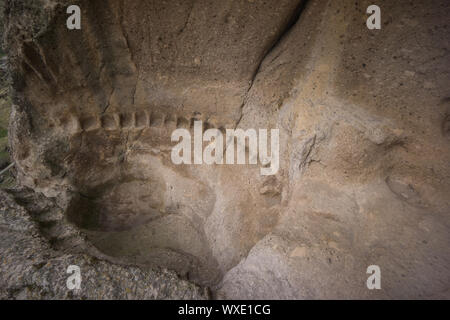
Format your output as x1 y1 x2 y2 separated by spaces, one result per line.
0 190 209 300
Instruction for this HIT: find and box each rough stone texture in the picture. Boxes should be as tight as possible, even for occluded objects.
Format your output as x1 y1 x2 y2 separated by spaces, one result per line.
0 189 208 299
3 0 450 299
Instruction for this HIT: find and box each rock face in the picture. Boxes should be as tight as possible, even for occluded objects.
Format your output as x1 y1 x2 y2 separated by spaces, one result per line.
0 190 207 299
3 0 450 298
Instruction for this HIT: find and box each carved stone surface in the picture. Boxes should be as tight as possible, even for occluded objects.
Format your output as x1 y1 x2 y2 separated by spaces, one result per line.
2 0 450 298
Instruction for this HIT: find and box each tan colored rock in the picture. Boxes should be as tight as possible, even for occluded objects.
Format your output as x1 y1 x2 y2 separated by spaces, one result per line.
3 0 450 299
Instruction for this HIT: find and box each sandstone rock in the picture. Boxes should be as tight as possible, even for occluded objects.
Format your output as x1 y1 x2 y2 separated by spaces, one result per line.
3 0 450 299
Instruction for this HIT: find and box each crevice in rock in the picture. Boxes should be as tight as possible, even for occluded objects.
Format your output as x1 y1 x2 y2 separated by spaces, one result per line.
178 1 196 35
252 0 310 84
235 0 310 128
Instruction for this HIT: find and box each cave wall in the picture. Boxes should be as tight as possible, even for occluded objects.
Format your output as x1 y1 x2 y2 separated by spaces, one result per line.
4 0 450 298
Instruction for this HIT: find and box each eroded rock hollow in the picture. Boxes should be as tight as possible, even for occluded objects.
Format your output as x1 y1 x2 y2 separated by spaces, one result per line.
3 0 450 298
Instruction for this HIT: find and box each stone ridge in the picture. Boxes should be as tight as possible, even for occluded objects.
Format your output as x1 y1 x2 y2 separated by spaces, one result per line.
61 109 221 134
